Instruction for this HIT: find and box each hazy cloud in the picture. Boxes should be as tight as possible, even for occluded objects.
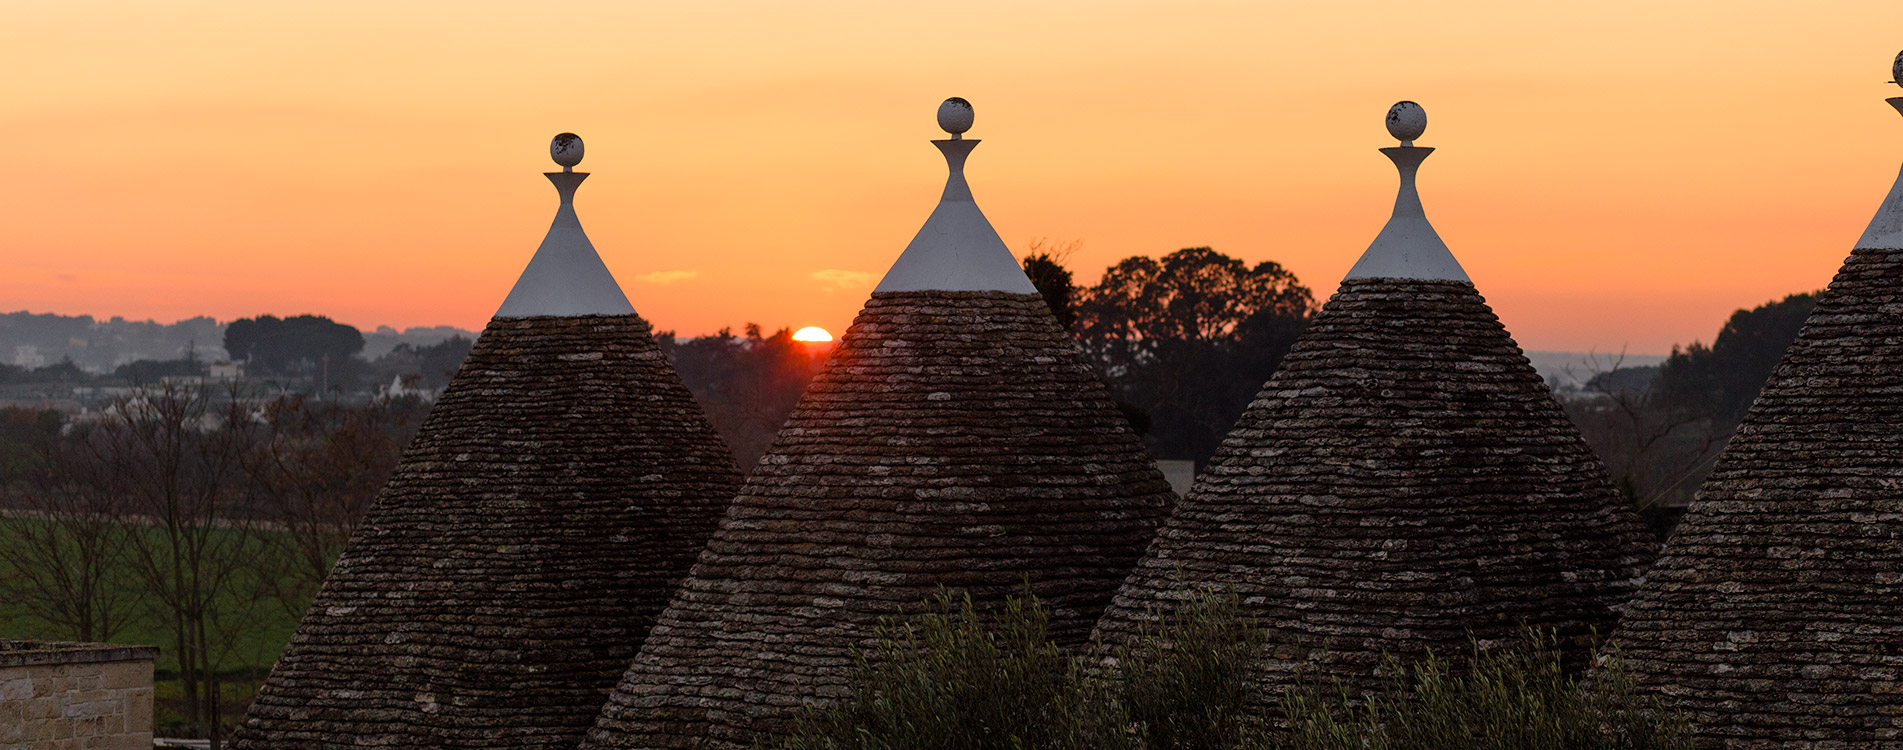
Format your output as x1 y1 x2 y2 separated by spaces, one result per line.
635 270 699 285
810 269 874 292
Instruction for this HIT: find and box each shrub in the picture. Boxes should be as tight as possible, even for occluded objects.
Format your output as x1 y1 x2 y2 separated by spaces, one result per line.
765 592 1692 750
1278 632 1693 750
1110 592 1267 750
765 591 1131 750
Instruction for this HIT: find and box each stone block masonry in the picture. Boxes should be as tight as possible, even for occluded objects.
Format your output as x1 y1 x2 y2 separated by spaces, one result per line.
0 640 157 750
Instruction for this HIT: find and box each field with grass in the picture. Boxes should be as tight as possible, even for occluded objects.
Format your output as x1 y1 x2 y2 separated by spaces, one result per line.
0 517 316 735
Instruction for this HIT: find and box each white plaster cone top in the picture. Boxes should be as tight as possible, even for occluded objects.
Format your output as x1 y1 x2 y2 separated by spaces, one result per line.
495 133 637 318
1855 96 1903 251
875 98 1039 294
1343 101 1471 283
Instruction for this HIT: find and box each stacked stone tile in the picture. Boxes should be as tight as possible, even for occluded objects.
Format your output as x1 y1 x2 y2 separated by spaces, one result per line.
232 135 743 748
1093 102 1655 703
1610 82 1903 747
581 99 1174 750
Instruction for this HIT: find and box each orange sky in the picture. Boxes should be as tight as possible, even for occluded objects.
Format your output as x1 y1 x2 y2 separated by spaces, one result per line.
3 1 1901 353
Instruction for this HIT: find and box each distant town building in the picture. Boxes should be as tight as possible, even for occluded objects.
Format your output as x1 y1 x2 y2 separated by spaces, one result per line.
232 135 744 748
581 99 1175 750
1611 56 1903 746
11 344 45 369
1092 102 1654 706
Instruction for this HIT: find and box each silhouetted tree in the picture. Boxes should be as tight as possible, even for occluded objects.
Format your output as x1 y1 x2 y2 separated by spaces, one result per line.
369 335 474 391
1022 240 1081 330
70 384 278 745
658 325 829 467
1554 291 1820 537
0 409 138 643
1074 247 1314 464
248 395 426 616
1657 291 1818 423
1558 356 1724 537
114 357 209 386
224 315 365 379
414 336 474 389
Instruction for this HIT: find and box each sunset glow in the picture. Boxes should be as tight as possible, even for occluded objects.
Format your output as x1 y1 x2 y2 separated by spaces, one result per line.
3 2 1902 353
791 326 833 343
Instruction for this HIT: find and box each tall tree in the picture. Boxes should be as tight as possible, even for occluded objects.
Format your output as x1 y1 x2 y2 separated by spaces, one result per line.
1657 291 1818 423
83 384 278 746
1022 240 1081 330
224 314 365 378
0 409 138 643
1074 247 1314 464
658 325 829 467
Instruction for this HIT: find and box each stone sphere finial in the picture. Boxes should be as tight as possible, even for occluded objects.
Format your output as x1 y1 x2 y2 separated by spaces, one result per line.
550 133 584 169
1386 101 1427 145
1891 50 1902 87
937 97 974 138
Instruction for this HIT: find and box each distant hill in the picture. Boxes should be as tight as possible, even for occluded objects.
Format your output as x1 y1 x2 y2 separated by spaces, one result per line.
0 311 477 373
0 311 225 372
362 325 483 360
1522 350 1667 390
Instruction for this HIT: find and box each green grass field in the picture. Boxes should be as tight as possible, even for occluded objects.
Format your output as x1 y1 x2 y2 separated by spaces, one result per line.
0 518 316 735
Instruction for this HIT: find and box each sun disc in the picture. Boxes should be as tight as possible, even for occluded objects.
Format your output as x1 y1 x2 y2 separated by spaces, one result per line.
792 326 833 342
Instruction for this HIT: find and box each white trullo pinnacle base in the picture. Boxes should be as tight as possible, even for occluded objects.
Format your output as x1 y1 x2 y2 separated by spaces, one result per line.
875 138 1038 294
496 171 636 318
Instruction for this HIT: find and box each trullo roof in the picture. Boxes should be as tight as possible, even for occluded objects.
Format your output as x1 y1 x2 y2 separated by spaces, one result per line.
231 135 743 748
578 99 1174 750
1609 86 1903 746
1091 102 1654 705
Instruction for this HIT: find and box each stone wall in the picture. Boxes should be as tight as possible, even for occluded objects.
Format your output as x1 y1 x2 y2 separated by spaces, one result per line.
0 640 157 750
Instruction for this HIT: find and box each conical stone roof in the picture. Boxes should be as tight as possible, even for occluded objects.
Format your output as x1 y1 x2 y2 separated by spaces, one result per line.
1092 102 1654 703
1609 84 1903 747
232 135 743 748
579 99 1174 750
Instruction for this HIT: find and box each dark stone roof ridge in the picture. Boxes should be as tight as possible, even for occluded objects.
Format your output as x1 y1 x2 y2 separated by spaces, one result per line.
581 290 1174 750
232 313 744 749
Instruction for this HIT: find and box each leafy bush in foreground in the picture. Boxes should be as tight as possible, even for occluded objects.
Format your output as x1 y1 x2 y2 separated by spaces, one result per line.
1281 632 1693 750
1110 592 1266 750
765 592 1691 750
768 592 1128 750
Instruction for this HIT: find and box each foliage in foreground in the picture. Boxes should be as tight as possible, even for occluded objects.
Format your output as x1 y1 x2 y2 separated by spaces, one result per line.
1281 633 1693 750
770 592 1129 750
765 592 1691 750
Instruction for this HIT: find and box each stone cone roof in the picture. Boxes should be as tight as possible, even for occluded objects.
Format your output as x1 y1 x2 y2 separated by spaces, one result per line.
1093 276 1655 701
579 290 1175 750
232 314 741 748
1610 101 1903 747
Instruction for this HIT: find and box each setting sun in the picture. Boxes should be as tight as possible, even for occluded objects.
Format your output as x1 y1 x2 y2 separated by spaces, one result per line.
792 326 833 342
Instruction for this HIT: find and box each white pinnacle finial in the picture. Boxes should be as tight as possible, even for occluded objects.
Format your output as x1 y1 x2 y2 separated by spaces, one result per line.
873 97 1036 294
938 97 974 140
1343 100 1469 283
494 133 634 318
551 133 584 173
1855 54 1903 250
1386 101 1426 147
